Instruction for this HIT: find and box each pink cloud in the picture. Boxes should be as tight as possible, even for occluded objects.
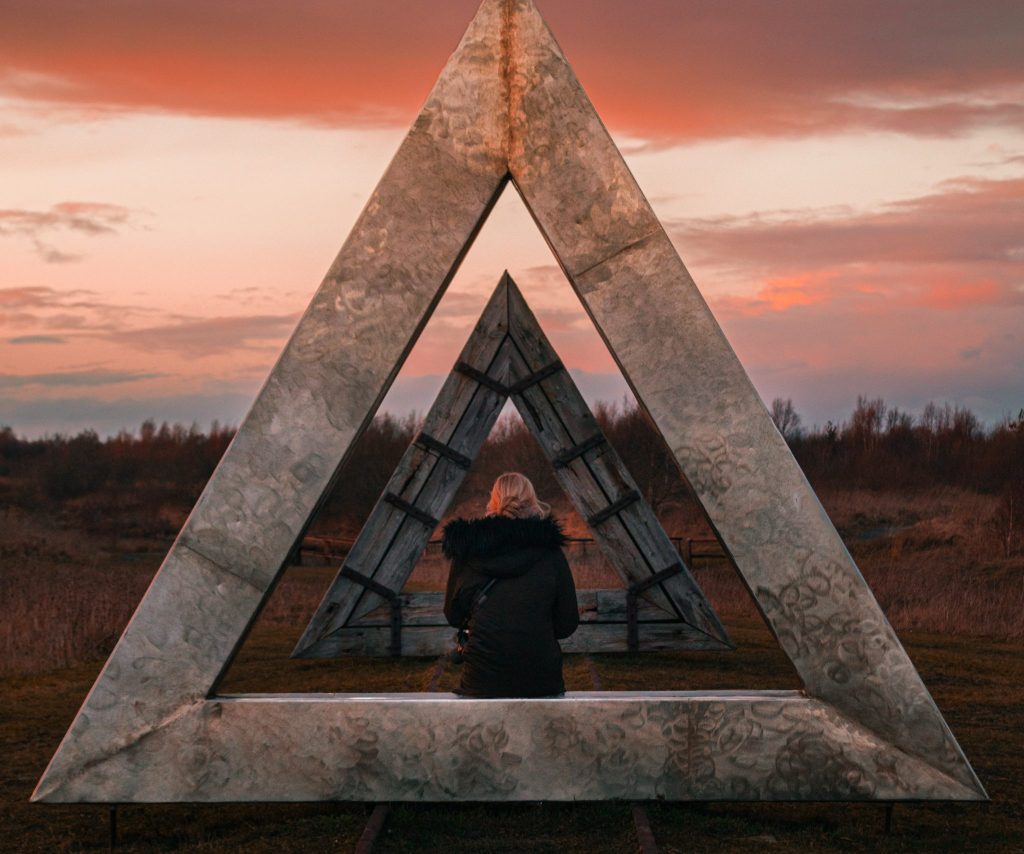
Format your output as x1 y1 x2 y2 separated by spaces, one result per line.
918 278 1004 310
1 1 1022 140
0 201 143 262
676 176 1024 318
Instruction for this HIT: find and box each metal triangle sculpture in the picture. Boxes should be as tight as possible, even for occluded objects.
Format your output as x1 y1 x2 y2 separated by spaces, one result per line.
35 0 984 803
295 273 731 659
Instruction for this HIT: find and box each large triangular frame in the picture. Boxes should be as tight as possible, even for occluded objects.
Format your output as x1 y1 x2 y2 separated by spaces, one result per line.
35 0 984 803
295 273 731 658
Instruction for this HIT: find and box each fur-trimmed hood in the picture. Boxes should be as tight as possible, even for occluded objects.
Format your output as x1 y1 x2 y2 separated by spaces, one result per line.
442 515 566 565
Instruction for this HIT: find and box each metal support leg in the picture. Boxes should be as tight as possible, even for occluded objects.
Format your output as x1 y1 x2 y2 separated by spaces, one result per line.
355 803 391 854
631 804 659 854
108 806 117 852
885 802 895 835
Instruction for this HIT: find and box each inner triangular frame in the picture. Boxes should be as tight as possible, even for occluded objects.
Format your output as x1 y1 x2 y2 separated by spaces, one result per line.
295 272 731 658
35 0 984 803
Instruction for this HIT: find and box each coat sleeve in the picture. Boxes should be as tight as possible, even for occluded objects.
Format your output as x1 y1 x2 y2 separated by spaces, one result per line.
443 557 467 628
552 550 579 639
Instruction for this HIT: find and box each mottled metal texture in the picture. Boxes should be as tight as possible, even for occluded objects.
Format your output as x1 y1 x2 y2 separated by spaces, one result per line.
35 0 983 804
297 274 729 658
35 693 980 803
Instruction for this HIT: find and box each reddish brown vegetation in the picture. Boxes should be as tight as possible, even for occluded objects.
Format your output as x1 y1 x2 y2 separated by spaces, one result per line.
1 398 1022 676
1 398 1020 546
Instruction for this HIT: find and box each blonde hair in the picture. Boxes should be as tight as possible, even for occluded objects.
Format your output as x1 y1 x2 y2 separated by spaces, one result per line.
486 472 550 519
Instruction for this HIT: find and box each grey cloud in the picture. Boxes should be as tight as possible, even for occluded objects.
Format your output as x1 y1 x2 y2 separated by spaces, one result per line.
0 201 144 262
0 286 73 309
33 240 82 264
3 0 1024 141
0 369 166 390
838 100 1024 139
672 176 1024 321
430 290 492 320
672 177 1024 272
0 285 156 334
7 334 67 345
0 201 134 236
0 391 258 439
214 286 266 304
566 368 632 408
115 314 301 357
0 285 302 358
761 366 1024 433
714 294 1024 429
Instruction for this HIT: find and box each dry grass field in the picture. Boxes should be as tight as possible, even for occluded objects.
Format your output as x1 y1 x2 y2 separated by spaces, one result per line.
2 485 1023 851
4 622 1022 852
3 486 1022 678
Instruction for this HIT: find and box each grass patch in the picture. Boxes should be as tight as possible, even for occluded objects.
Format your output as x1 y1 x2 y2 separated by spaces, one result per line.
4 620 1021 852
3 486 1023 850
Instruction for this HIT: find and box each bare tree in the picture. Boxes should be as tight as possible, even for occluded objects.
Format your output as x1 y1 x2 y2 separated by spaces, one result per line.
992 483 1022 558
770 397 802 442
847 395 887 451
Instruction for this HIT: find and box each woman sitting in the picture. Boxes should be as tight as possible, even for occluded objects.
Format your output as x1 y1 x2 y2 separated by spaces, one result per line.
442 472 579 698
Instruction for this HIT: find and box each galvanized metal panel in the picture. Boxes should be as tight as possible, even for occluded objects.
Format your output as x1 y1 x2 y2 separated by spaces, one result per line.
35 693 981 803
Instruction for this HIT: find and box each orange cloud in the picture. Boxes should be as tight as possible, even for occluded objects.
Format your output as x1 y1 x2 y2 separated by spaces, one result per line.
676 176 1024 321
2 0 1023 140
756 273 836 312
917 278 1002 310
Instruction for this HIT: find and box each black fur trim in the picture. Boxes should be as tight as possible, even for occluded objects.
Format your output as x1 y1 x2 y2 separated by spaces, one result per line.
442 515 566 561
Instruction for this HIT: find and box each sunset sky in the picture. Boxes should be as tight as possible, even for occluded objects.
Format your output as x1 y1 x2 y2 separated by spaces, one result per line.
2 0 1022 438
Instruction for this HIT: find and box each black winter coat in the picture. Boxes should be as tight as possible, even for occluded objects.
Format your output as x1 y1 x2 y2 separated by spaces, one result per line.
442 515 579 698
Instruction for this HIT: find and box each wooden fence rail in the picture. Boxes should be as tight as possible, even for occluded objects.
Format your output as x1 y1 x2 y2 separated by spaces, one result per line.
296 534 727 568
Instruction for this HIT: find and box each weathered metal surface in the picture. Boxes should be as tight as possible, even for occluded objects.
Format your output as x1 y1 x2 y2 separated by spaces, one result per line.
35 0 983 805
35 692 981 803
297 274 729 658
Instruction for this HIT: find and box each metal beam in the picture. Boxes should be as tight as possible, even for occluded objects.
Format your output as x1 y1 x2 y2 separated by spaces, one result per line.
34 693 983 803
34 0 983 805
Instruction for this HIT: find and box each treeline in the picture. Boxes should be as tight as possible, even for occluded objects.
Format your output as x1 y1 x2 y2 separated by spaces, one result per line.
778 396 1024 493
0 420 236 503
1 397 1021 544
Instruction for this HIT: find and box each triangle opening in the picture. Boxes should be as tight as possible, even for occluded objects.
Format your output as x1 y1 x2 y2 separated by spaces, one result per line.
289 273 731 662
